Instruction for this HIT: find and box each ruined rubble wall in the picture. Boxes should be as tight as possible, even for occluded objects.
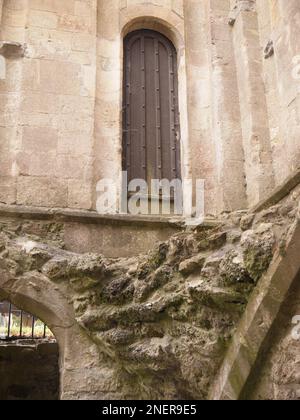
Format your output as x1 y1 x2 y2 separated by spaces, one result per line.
0 341 59 400
0 184 299 400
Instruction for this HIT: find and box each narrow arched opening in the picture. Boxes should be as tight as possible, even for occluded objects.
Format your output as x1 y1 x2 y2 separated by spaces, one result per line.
0 300 59 400
122 29 182 204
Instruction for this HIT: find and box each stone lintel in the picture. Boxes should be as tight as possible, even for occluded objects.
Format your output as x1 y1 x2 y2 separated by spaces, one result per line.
0 204 219 230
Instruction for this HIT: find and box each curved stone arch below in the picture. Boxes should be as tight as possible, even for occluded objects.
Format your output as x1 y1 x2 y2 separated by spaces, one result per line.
0 271 74 335
0 261 114 400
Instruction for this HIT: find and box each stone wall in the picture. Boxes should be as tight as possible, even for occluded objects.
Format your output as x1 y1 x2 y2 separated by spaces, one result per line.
1 0 299 401
0 0 97 209
0 205 182 257
0 340 59 400
257 0 300 186
231 0 275 205
0 0 299 216
0 179 299 400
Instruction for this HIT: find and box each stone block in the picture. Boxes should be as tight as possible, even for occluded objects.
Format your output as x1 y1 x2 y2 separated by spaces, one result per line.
28 10 58 29
58 14 92 33
55 154 93 181
57 132 93 156
39 59 82 95
21 93 60 115
68 180 93 209
17 151 57 177
72 33 95 52
29 0 75 15
22 126 58 151
0 176 16 204
17 176 68 207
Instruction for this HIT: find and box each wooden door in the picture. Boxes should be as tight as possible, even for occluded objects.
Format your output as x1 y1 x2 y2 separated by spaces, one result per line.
123 29 181 187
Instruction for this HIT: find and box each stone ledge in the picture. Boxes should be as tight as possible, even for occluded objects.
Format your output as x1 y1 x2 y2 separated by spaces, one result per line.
0 204 219 230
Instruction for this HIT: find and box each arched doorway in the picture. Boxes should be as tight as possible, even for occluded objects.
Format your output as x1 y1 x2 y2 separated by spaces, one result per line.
0 301 55 341
122 29 181 188
0 263 110 400
0 300 59 400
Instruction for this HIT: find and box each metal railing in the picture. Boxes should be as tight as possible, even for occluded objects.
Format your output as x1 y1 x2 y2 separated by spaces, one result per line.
0 301 54 341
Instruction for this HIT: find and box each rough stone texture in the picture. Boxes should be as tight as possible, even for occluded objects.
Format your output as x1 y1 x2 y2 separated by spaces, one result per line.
245 275 300 400
209 184 300 400
0 340 59 400
231 0 275 204
0 0 300 401
0 185 299 400
0 205 183 258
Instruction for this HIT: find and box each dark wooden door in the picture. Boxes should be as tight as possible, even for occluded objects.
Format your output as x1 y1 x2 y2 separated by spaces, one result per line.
123 30 181 186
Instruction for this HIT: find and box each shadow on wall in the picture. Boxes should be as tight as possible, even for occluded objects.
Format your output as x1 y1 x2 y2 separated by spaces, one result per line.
242 269 300 400
0 340 59 400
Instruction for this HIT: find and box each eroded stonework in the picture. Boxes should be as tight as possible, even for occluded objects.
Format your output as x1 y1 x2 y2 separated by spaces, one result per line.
0 186 299 399
1 0 300 401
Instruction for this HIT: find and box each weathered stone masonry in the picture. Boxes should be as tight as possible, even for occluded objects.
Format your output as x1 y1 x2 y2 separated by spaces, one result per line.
0 0 300 400
0 0 299 214
0 182 299 399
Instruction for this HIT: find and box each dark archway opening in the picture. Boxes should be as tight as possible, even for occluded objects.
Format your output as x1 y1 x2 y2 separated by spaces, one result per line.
0 301 59 400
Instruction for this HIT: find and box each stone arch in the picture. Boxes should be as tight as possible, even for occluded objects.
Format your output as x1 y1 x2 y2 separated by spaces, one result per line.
0 265 106 399
0 269 74 399
0 270 75 345
121 15 185 58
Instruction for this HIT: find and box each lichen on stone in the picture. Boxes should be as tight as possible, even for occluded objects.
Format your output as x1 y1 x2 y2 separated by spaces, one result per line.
0 192 297 399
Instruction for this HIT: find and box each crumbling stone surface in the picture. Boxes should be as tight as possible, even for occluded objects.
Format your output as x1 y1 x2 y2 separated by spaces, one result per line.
0 189 299 400
241 223 276 283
